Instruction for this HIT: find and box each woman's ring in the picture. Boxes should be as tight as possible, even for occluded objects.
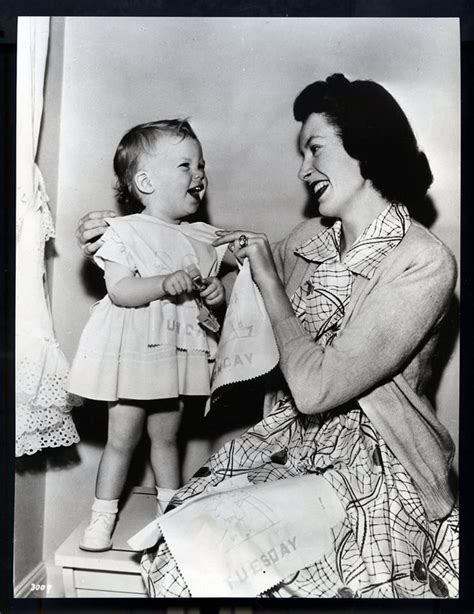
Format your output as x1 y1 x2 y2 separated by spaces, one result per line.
238 234 248 248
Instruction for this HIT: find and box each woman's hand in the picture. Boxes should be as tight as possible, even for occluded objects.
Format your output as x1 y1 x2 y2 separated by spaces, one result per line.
200 277 225 307
214 229 295 328
213 230 279 289
76 210 117 257
162 270 194 296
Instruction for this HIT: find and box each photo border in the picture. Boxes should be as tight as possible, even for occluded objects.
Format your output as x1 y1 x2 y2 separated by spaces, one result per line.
2 2 473 613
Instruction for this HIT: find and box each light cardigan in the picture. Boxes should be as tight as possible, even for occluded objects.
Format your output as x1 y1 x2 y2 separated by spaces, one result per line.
271 217 457 520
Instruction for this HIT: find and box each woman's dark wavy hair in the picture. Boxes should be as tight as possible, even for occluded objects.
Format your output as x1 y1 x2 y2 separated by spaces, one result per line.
113 119 199 214
293 74 433 208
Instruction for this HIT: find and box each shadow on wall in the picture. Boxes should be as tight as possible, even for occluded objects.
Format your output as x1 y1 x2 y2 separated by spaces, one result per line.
15 452 47 475
80 259 106 300
15 442 80 475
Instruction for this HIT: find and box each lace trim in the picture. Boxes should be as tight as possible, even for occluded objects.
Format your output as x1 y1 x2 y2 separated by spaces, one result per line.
16 346 82 457
16 353 83 411
17 164 55 243
16 401 80 456
41 200 55 242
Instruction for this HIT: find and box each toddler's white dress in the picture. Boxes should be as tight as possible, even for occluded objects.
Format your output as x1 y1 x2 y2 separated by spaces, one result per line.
68 214 227 402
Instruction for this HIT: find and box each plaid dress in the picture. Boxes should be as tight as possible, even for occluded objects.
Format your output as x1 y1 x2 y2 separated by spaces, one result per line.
141 205 458 598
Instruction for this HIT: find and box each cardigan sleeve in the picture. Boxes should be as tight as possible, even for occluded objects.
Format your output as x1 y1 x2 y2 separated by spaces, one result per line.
273 240 457 414
271 237 286 281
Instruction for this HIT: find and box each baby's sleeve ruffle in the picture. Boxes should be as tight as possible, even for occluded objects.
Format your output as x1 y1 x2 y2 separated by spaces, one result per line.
93 226 137 272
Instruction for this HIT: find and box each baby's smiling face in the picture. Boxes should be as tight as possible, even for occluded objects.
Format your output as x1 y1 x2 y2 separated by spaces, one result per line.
139 135 207 224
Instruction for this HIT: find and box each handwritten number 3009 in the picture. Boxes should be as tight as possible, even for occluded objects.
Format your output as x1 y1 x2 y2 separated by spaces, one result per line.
30 583 52 593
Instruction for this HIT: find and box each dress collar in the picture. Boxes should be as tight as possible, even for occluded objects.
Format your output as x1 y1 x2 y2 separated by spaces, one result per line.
295 204 411 279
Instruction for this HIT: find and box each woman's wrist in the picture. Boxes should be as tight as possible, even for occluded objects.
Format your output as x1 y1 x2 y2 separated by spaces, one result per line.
259 272 287 299
257 274 295 325
254 266 282 293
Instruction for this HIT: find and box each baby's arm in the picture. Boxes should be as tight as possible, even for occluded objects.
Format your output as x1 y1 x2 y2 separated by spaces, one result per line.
104 261 193 307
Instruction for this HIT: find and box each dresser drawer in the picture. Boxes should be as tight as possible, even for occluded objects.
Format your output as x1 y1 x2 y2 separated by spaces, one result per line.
75 568 146 594
76 588 147 598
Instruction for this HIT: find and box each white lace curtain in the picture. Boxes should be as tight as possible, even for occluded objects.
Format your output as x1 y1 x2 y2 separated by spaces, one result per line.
16 17 80 456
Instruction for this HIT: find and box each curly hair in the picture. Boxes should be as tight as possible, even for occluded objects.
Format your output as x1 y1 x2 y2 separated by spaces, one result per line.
293 74 433 208
113 119 199 214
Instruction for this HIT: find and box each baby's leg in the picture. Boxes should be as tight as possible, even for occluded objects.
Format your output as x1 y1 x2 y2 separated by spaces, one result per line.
180 398 213 482
95 401 147 499
81 401 146 551
147 398 183 489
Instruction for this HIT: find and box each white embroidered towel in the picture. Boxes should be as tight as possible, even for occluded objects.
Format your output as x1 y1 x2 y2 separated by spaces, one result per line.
210 258 279 409
126 474 252 551
157 474 346 597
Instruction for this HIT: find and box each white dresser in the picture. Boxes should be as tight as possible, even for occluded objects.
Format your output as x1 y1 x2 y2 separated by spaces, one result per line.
55 486 156 598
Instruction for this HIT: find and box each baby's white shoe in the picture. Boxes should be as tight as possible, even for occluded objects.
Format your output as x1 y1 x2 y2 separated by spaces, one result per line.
80 511 117 551
79 497 119 552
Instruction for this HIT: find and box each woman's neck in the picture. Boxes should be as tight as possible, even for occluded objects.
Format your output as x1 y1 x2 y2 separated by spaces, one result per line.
339 189 390 259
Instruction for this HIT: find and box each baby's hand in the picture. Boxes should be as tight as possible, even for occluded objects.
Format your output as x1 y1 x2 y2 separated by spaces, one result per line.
200 277 225 307
162 270 194 296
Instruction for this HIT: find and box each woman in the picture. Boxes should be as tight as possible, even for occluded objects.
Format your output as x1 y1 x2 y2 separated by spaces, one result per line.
77 74 458 598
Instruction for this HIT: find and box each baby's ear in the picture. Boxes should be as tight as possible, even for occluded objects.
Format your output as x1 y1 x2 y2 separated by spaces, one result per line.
134 170 154 195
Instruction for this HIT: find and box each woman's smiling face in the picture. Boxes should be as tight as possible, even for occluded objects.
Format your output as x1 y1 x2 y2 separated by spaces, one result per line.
298 113 366 219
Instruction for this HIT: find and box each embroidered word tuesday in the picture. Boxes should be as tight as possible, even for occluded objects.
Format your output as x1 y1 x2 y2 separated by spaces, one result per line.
226 536 297 589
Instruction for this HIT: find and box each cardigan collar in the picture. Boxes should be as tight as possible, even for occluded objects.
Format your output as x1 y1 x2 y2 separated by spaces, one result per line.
295 204 411 279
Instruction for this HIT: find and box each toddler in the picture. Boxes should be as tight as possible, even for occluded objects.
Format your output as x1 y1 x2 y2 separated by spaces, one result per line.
68 119 230 551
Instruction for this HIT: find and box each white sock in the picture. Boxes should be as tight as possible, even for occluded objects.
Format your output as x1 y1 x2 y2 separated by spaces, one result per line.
156 487 177 514
92 497 119 514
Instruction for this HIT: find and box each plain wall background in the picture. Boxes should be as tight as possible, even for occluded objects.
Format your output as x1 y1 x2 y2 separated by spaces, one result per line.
19 17 460 593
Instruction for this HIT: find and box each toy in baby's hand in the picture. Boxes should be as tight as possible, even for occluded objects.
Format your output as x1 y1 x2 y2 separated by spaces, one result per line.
185 264 221 334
